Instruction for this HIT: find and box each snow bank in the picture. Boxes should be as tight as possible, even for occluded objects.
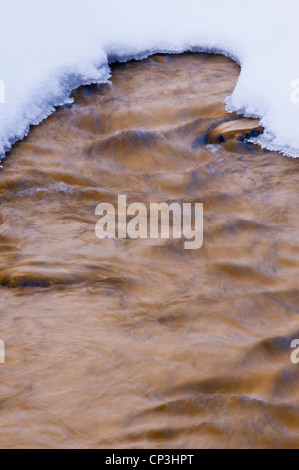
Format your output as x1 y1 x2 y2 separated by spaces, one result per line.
0 0 299 157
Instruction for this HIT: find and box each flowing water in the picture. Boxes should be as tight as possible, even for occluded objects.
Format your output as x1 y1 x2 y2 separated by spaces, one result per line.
0 53 299 448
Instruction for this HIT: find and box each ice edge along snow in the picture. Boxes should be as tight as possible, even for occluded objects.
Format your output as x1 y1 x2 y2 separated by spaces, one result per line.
1 0 299 159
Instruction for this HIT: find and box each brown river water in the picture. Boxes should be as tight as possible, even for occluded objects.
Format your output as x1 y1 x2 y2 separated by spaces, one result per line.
0 53 299 449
